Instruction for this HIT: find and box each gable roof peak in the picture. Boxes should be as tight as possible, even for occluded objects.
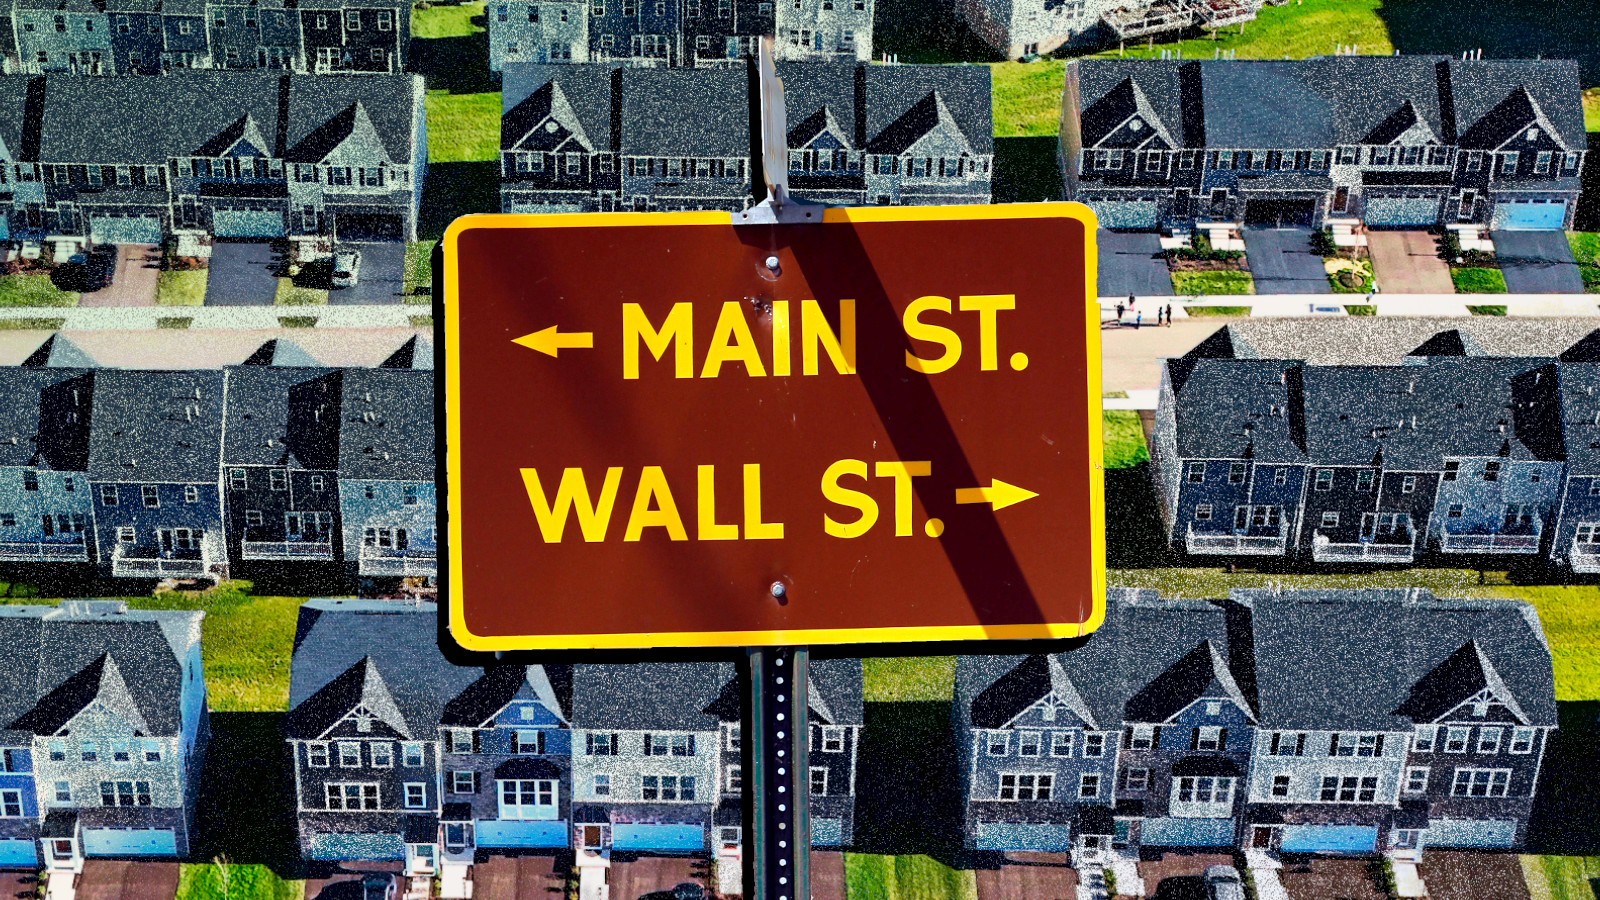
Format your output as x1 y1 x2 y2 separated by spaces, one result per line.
22 333 97 369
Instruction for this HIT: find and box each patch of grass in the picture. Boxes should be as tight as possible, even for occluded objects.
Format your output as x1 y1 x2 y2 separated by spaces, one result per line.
0 317 67 330
177 863 303 900
0 274 79 307
1183 305 1252 316
156 269 208 306
1103 410 1149 469
132 582 302 711
412 0 485 38
1084 0 1391 63
427 90 502 163
1521 855 1600 900
1325 258 1374 294
991 59 1066 138
404 240 436 301
1468 304 1509 315
409 314 434 328
862 658 955 702
844 855 978 900
157 317 194 329
278 316 318 328
1569 233 1600 294
1586 89 1600 134
1173 270 1254 296
1344 304 1377 316
1453 268 1508 294
274 279 327 306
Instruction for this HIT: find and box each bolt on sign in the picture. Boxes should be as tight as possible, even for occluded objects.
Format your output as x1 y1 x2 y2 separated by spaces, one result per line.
442 204 1104 650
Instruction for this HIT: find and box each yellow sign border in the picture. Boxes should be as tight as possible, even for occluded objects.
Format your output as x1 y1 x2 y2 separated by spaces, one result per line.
442 202 1105 651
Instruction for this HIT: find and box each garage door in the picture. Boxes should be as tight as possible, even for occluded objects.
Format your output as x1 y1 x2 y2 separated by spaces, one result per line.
212 208 285 239
1491 200 1567 231
1086 200 1158 230
506 200 585 215
1425 818 1516 849
1141 817 1236 847
1244 199 1316 227
308 832 404 860
811 817 843 846
611 824 705 851
1278 825 1378 853
336 213 404 243
1364 196 1440 228
81 828 177 856
0 839 35 867
90 215 161 244
974 822 1073 851
476 819 567 848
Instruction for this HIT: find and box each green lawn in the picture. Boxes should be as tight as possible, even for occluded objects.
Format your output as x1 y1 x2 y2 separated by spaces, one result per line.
1522 855 1600 900
1585 88 1600 133
1467 304 1509 315
1453 268 1508 294
1569 232 1600 293
845 855 978 900
863 657 956 702
404 240 437 301
1103 410 1149 469
274 279 328 306
1089 0 1391 62
427 91 502 163
1344 305 1377 316
1173 271 1253 295
412 0 485 38
177 863 303 900
991 59 1067 138
156 270 208 306
0 274 79 307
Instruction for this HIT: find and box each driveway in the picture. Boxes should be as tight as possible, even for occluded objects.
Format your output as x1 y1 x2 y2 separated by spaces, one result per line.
975 852 1076 900
78 244 161 306
1278 857 1388 900
204 241 280 306
1098 230 1174 298
1243 227 1331 294
1367 231 1454 293
1492 230 1585 293
607 855 711 900
474 855 567 900
75 861 180 900
1139 852 1235 900
328 242 406 305
0 873 36 900
811 851 845 900
1417 850 1531 900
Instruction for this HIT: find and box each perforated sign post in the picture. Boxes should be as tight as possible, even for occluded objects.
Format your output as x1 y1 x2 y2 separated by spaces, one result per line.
442 203 1105 652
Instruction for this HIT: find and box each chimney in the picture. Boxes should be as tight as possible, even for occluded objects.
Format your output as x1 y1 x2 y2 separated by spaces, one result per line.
1410 415 1417 429
193 386 201 400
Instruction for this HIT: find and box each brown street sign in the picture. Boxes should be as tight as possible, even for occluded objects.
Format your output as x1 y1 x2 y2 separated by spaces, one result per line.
443 204 1104 650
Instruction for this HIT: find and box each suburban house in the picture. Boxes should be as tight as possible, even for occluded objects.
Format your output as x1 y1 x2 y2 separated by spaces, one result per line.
0 359 98 572
485 0 869 72
1152 325 1574 566
955 0 1256 62
0 599 207 866
805 658 862 847
286 599 480 866
1543 335 1600 573
85 369 228 581
4 0 410 74
219 340 344 575
570 662 733 854
0 71 426 255
500 61 992 213
955 587 1556 856
1061 56 1586 232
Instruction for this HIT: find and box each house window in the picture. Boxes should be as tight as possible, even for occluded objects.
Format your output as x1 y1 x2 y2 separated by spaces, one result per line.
1477 727 1502 754
403 743 424 767
378 10 393 29
1172 776 1234 816
143 485 159 507
1275 468 1288 485
245 510 263 527
1194 727 1222 751
345 10 360 28
404 783 426 808
1321 511 1339 528
370 743 393 767
643 733 694 756
1195 504 1212 521
1535 151 1552 174
1017 731 1041 757
0 514 12 528
810 767 828 795
54 781 70 803
117 527 135 544
1445 461 1461 480
1401 475 1417 493
1448 504 1464 518
311 475 326 492
724 724 741 751
448 730 474 753
1330 733 1382 758
987 732 1009 756
1270 732 1306 756
1451 768 1510 798
111 741 129 763
1510 728 1535 754
1565 152 1581 170
1187 462 1205 483
1500 152 1519 174
821 726 845 752
586 733 618 755
451 771 475 793
1271 775 1290 798
1079 774 1101 799
641 775 693 801
339 742 361 767
184 485 199 503
101 485 118 506
1051 732 1074 756
1315 468 1333 490
1125 767 1149 791
100 781 151 807
64 477 74 492
1404 767 1429 793
308 743 329 767
724 768 739 792
1413 726 1437 753
595 774 612 796
1318 775 1377 803
326 783 380 810
1445 727 1470 753
1229 462 1246 484
997 773 1053 801
48 741 64 762
1084 734 1105 758
500 779 558 817
403 486 419 506
1128 725 1154 751
516 731 545 754
81 742 97 762
1356 469 1374 492
1179 150 1196 170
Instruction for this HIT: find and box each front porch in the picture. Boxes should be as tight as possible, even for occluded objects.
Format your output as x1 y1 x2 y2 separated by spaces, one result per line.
357 547 437 577
1570 535 1600 573
1311 530 1416 563
0 539 88 562
1439 521 1541 554
110 547 210 579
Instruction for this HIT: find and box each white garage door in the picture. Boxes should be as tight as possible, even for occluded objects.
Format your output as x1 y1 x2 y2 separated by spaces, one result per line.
82 827 177 856
212 208 285 239
1364 196 1440 228
1425 818 1517 848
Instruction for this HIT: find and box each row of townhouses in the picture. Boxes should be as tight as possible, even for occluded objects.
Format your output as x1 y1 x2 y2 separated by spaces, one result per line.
487 0 873 70
958 587 1555 857
0 0 410 75
0 333 435 584
1155 325 1600 571
0 72 426 252
1062 56 1587 232
500 60 993 213
958 0 1262 61
286 599 864 879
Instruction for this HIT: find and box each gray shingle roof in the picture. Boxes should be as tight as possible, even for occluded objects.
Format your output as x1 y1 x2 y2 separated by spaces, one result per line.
1556 363 1600 475
440 664 572 728
285 75 422 163
808 658 862 726
335 368 433 481
221 365 340 467
1446 59 1584 151
571 662 736 731
502 63 621 153
242 339 321 368
0 368 89 468
86 370 223 481
776 61 859 149
288 600 482 739
1206 320 1600 366
0 77 36 164
379 336 432 371
1168 357 1306 462
23 334 98 369
1240 588 1555 730
863 64 992 155
619 68 748 157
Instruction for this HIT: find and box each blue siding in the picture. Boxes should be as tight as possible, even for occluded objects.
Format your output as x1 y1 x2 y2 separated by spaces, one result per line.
477 819 568 848
1141 817 1236 847
974 822 1074 851
339 480 436 569
1278 825 1378 854
612 824 705 851
0 772 36 819
0 468 94 557
92 481 224 564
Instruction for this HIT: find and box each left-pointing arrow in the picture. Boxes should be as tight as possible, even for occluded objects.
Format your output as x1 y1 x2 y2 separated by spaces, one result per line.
513 325 595 358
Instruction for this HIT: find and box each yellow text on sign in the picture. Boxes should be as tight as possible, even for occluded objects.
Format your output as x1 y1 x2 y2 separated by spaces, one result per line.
903 294 1026 373
622 301 856 379
521 465 785 543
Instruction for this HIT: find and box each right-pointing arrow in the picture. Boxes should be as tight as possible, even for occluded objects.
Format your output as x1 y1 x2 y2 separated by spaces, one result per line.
955 479 1039 512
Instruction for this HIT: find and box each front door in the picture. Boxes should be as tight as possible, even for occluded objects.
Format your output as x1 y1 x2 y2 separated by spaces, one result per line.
1252 826 1273 849
1392 829 1420 850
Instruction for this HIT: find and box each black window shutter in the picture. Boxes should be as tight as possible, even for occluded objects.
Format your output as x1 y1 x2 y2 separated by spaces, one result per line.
1190 728 1200 751
1270 732 1282 755
538 730 546 754
1123 727 1133 749
471 730 480 753
611 733 619 754
1153 726 1161 748
1219 728 1228 750
1295 733 1306 756
1329 734 1340 755
687 735 695 756
1375 734 1384 756
644 734 653 755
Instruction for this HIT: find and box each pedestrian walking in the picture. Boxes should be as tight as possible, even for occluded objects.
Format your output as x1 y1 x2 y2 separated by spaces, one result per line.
1116 301 1125 323
1135 310 1142 329
1165 303 1172 326
1156 306 1164 326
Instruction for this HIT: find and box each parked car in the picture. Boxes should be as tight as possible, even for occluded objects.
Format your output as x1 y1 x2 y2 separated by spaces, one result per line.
331 249 362 288
61 244 116 292
1204 866 1245 900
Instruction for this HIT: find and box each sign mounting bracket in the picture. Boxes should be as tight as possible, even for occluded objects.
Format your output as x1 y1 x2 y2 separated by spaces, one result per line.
734 36 825 227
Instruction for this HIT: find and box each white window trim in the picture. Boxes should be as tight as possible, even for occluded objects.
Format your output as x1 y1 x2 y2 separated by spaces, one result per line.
996 772 1055 801
1509 727 1535 754
308 741 330 768
403 782 426 809
987 731 1009 756
1451 767 1511 798
1403 766 1429 794
821 725 845 753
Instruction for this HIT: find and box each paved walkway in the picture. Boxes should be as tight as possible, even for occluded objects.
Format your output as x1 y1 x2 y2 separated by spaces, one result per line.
810 851 845 900
78 244 161 306
0 306 427 329
1367 231 1455 293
